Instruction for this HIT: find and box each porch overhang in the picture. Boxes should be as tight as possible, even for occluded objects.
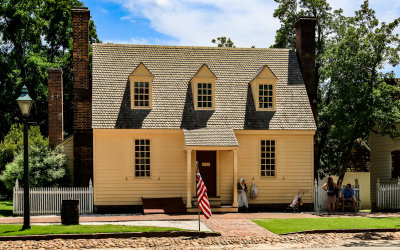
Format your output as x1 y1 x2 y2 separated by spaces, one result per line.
183 127 239 149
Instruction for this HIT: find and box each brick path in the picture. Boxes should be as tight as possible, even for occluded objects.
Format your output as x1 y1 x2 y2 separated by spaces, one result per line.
203 218 276 236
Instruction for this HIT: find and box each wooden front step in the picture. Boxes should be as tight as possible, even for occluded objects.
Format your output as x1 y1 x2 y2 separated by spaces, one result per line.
192 197 222 207
187 206 238 213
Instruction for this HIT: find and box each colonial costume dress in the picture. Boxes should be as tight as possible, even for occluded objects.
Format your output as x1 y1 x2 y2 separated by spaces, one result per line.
237 177 248 208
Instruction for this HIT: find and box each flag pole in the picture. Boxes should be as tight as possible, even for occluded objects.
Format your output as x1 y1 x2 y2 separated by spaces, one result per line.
196 161 200 231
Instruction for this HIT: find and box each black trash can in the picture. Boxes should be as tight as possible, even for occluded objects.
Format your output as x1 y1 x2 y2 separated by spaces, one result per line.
61 200 79 225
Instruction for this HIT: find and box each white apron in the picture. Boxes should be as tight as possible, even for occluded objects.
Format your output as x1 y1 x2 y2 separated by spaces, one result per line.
238 188 248 208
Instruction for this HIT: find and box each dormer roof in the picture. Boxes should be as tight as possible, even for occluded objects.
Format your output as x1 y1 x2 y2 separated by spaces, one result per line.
92 44 315 131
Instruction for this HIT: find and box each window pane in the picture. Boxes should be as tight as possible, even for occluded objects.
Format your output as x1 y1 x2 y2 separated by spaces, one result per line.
258 84 273 109
135 139 150 177
261 140 276 177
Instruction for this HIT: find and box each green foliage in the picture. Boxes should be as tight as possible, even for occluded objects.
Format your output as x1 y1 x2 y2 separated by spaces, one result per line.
319 1 400 175
273 0 400 176
211 37 235 47
0 0 101 141
0 124 47 172
0 144 66 190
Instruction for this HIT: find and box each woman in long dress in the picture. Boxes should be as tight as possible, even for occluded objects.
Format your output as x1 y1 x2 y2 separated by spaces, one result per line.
237 178 248 211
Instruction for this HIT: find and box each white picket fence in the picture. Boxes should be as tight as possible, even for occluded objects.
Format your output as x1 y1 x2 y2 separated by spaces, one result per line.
314 178 361 213
13 179 94 215
376 178 400 211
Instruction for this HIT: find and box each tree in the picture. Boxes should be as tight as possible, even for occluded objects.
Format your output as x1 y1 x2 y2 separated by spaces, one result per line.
272 0 400 177
0 123 47 197
0 144 66 191
318 1 400 176
0 0 101 141
211 37 235 47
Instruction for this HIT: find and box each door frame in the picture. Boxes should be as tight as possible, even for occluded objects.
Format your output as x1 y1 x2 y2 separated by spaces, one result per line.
192 150 220 198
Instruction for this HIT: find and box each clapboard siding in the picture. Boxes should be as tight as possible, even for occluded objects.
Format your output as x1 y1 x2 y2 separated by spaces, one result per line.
369 132 400 203
94 129 314 206
94 129 187 205
235 133 314 204
57 135 74 186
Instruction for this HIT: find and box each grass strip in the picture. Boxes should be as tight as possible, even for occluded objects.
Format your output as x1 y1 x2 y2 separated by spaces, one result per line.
253 217 400 234
0 201 13 217
0 224 183 236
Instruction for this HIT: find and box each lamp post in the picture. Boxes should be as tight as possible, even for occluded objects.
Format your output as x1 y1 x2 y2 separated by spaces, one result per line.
16 85 33 230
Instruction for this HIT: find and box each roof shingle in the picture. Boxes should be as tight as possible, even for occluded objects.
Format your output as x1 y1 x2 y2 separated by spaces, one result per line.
92 44 316 131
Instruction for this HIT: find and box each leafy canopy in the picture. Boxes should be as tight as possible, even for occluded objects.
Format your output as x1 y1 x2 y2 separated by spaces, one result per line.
318 1 400 175
0 0 100 141
273 0 400 176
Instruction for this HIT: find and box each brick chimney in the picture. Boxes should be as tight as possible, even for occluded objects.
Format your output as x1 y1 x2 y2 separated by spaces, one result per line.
295 17 317 120
48 68 64 147
72 7 93 186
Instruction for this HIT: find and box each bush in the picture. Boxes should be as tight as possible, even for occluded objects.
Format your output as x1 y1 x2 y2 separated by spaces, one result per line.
0 124 49 197
0 142 66 191
0 124 47 170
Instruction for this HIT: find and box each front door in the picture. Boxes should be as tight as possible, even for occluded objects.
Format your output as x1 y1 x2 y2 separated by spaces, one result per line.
196 151 217 197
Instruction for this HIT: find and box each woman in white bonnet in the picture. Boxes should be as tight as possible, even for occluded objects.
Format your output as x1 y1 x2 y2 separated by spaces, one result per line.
237 177 248 211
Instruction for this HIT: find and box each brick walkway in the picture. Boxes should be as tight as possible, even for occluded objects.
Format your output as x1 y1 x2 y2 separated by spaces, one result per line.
203 218 276 236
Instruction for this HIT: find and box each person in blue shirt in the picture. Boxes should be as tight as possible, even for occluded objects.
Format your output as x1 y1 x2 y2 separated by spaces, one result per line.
341 184 356 212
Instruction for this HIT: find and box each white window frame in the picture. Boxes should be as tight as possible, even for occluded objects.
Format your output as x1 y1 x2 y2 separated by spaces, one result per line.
259 139 277 178
134 139 151 178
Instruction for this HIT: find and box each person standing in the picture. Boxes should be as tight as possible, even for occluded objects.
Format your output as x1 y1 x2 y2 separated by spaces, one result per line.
237 178 248 212
322 176 339 215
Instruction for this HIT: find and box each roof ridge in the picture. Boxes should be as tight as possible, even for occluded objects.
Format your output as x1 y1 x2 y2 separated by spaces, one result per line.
93 43 292 51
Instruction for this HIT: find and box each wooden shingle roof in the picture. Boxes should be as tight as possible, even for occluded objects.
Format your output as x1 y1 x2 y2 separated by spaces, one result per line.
92 44 316 131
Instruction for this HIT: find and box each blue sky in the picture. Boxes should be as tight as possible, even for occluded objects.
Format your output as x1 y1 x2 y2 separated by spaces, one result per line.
82 0 400 76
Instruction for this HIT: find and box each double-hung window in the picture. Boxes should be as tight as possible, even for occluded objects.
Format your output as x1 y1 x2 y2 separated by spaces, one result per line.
134 139 150 177
129 63 153 109
261 140 276 177
190 64 216 110
250 65 277 111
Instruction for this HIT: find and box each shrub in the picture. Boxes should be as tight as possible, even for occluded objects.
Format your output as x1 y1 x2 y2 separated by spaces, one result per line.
0 143 66 191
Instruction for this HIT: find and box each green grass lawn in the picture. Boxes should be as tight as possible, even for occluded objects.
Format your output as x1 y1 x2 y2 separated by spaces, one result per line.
253 217 400 234
0 201 13 217
0 224 183 236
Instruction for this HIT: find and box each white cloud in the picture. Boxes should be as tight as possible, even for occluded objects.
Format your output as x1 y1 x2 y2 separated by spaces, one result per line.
110 0 400 47
112 0 280 48
103 37 176 45
106 0 399 75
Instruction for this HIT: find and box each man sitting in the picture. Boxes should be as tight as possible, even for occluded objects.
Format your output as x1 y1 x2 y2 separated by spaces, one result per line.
342 184 357 212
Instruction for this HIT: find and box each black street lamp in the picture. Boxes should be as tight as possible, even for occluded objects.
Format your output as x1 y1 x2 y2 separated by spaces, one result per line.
16 85 33 230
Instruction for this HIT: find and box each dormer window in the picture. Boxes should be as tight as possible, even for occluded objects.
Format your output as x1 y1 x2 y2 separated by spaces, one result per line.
190 64 216 110
129 63 153 109
259 84 273 109
250 65 277 111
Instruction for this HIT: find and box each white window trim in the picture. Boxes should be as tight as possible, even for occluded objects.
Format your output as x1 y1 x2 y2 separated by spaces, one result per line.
134 138 152 179
251 79 277 111
191 78 216 110
130 76 153 110
259 138 277 178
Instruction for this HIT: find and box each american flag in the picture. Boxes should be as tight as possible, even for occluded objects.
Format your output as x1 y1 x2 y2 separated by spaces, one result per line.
196 167 212 219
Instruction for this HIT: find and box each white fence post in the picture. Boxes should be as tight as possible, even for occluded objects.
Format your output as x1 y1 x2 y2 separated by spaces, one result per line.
13 181 94 215
375 178 400 211
314 178 318 212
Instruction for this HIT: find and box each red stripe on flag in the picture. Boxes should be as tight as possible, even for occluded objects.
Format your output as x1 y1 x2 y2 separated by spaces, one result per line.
196 168 212 219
